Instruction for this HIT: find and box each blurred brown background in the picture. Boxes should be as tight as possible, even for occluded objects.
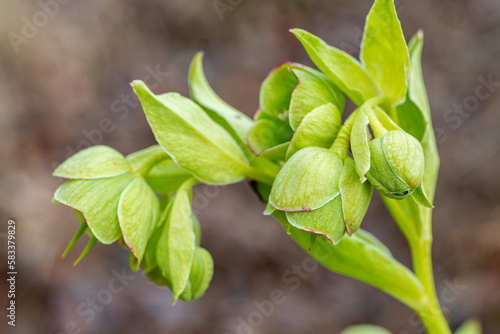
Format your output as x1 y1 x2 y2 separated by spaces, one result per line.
0 0 499 333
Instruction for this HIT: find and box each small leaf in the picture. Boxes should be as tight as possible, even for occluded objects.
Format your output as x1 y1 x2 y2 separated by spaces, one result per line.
361 0 409 104
288 67 344 130
286 103 342 160
248 110 294 155
189 52 254 143
179 246 214 301
351 108 371 181
291 29 379 106
131 81 249 185
372 106 401 132
259 62 299 117
408 31 431 119
286 196 346 245
340 324 392 334
455 319 482 334
62 220 88 258
339 158 373 235
156 179 197 302
411 184 433 208
73 236 98 266
269 147 343 211
53 145 130 179
118 177 159 263
54 173 134 244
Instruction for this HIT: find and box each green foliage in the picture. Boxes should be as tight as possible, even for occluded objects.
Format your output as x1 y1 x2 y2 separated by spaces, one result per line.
131 81 250 185
51 1 452 332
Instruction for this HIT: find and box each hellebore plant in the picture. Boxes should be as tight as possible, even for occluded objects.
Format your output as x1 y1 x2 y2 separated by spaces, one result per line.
52 1 480 333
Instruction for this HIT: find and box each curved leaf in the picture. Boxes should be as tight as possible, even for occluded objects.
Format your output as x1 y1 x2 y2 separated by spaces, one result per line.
339 158 373 235
289 67 344 130
273 211 425 310
179 246 214 301
156 179 197 302
118 177 159 262
53 146 130 179
188 52 253 143
291 29 379 106
131 81 249 185
54 173 133 244
361 0 409 104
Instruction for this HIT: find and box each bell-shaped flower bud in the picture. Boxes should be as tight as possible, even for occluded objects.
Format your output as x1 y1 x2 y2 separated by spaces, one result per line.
266 146 372 244
53 145 179 265
366 130 424 199
248 63 344 161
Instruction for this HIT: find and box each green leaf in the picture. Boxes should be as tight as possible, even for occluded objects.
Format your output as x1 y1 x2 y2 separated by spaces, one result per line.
188 52 254 143
286 103 341 160
156 179 197 302
146 159 192 194
118 177 159 263
54 173 134 244
340 324 392 334
73 236 98 266
373 106 402 132
339 158 373 235
408 31 431 119
455 319 482 334
395 98 427 142
360 0 409 104
273 211 424 310
248 110 294 155
62 219 88 258
131 81 249 185
286 196 346 245
53 145 130 179
351 108 371 181
269 147 343 211
259 62 299 117
179 246 214 301
290 29 379 106
288 67 344 130
411 184 433 208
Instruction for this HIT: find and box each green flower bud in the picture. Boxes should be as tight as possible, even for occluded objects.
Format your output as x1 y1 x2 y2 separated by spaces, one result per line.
248 63 344 161
265 147 372 243
366 130 424 199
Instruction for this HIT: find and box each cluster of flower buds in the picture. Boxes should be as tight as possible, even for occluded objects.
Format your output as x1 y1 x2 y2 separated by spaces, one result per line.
249 27 433 245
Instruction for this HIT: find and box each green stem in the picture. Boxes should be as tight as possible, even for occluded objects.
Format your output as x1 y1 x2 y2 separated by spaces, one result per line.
411 237 451 334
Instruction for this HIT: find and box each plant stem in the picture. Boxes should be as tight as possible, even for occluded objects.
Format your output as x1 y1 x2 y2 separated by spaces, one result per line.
411 236 452 334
